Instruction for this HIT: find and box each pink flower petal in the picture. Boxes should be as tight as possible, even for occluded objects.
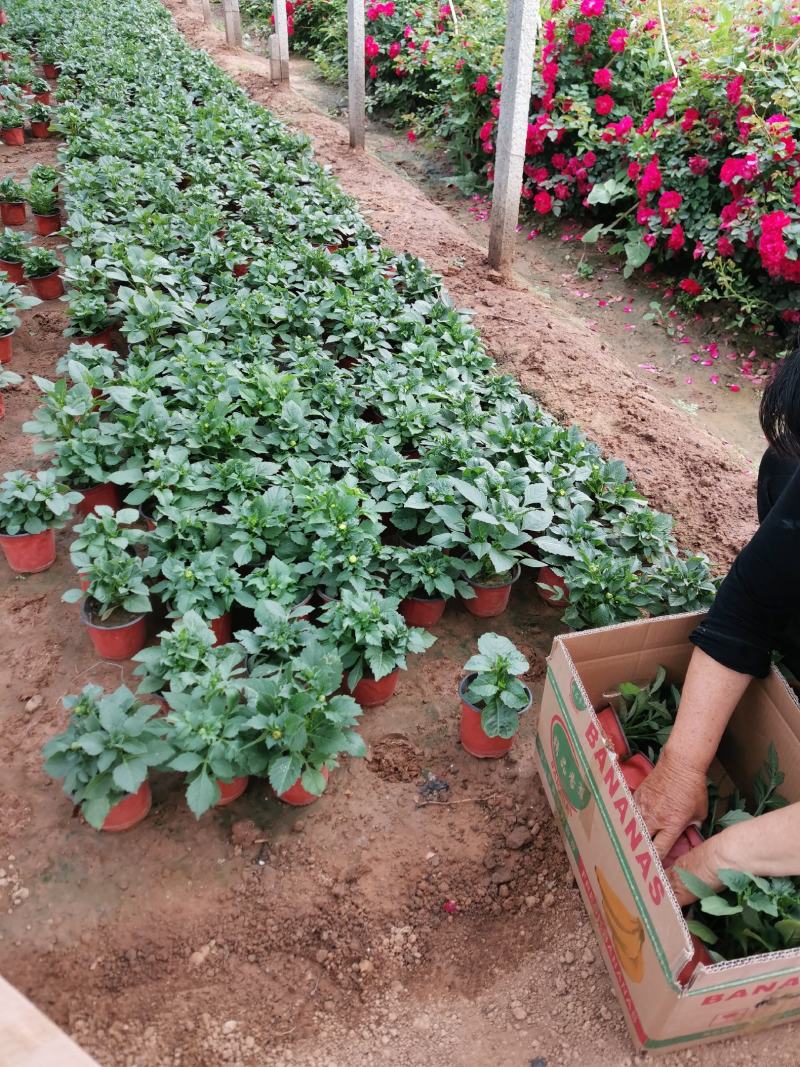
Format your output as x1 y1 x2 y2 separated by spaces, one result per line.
728 384 741 392
709 375 720 385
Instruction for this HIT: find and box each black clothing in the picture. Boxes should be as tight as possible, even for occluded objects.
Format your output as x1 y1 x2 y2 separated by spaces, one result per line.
690 448 800 678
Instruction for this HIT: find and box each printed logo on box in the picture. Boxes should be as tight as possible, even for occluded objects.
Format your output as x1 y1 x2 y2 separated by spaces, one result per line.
551 716 590 812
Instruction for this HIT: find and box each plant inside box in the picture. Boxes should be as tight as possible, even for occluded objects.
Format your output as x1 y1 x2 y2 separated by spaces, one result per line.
236 599 318 676
614 664 682 760
42 684 172 830
133 611 247 697
460 632 532 752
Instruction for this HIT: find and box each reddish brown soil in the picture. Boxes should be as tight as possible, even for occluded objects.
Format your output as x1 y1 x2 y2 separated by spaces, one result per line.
1 14 792 1067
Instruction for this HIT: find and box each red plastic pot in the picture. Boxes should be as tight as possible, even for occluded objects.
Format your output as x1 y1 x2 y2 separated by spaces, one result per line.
1 127 24 146
81 603 148 660
73 325 115 348
663 824 704 869
0 527 56 573
33 90 51 105
0 393 5 419
215 776 249 806
102 781 151 832
463 564 520 619
232 260 251 277
596 706 630 759
620 753 655 792
30 121 50 139
537 565 570 606
0 258 23 284
30 270 64 300
399 594 446 627
75 481 121 518
43 63 60 79
34 211 61 236
0 11 7 25
0 201 26 225
350 669 399 708
209 611 232 646
678 934 713 985
279 766 329 806
0 330 12 364
459 673 532 758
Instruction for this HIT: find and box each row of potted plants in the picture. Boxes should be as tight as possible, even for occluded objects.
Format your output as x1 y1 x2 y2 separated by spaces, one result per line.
0 171 62 232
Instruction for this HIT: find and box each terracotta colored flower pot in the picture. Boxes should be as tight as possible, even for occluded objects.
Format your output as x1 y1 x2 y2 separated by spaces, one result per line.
596 706 629 759
73 325 115 348
30 270 63 300
459 674 532 758
663 824 704 869
0 11 7 26
33 90 51 105
0 393 5 419
620 753 655 792
1 127 24 146
209 611 232 646
0 330 12 364
30 121 50 139
279 766 329 806
102 781 151 832
0 258 23 284
350 668 399 708
399 594 446 627
463 564 520 619
232 260 251 277
215 776 249 806
75 481 121 518
0 527 56 573
34 211 61 236
43 64 60 80
537 565 570 606
677 934 713 985
0 201 26 225
81 603 148 660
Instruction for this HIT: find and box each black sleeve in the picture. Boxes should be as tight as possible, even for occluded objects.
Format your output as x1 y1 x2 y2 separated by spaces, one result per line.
691 465 800 678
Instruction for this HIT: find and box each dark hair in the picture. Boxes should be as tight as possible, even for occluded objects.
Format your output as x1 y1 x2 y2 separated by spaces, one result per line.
760 341 800 457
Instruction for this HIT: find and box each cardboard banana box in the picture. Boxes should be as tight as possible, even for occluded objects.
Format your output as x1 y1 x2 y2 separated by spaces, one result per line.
535 611 800 1054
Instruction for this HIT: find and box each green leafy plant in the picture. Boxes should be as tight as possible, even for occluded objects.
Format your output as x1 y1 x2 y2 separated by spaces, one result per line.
462 632 531 739
42 684 172 829
0 105 22 130
235 599 317 675
0 228 30 262
64 292 114 337
0 176 25 204
67 505 144 575
25 181 59 216
28 101 51 124
384 543 474 602
615 665 681 760
153 548 241 621
0 275 39 334
21 246 59 279
0 467 81 534
63 550 156 622
29 164 59 187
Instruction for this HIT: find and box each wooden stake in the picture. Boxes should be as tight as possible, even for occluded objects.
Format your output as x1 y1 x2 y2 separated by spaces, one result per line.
347 0 365 149
201 0 212 24
269 32 281 82
221 0 242 46
273 0 290 82
487 0 540 273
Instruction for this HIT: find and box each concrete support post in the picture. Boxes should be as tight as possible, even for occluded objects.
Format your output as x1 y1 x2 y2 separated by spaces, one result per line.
347 0 366 149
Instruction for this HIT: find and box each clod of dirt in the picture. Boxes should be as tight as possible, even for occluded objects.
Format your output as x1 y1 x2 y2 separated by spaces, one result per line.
366 733 423 783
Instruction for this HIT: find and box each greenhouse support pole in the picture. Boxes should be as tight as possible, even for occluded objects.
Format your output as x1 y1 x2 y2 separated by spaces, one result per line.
347 0 366 149
221 0 242 46
487 0 539 273
269 33 282 81
274 0 291 82
201 0 212 25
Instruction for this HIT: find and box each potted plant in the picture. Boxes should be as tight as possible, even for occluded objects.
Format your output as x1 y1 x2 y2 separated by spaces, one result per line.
0 228 30 283
236 555 315 613
29 163 59 189
21 247 62 300
63 551 156 660
67 506 144 588
0 467 80 573
459 632 532 758
30 76 51 105
153 548 242 646
41 51 60 80
26 181 60 235
64 292 116 346
318 583 436 707
243 641 366 805
0 176 27 226
0 276 39 362
0 105 24 146
0 366 21 418
163 690 253 815
42 684 173 831
235 599 317 676
385 544 474 626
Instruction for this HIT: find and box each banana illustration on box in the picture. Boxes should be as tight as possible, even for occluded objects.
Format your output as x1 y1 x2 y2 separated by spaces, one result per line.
595 866 645 983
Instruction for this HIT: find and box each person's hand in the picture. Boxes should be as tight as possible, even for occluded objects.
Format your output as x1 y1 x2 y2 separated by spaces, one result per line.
635 745 709 860
668 836 727 906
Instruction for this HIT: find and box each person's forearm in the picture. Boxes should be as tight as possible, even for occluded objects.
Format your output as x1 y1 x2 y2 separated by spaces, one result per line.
715 802 800 877
663 648 752 774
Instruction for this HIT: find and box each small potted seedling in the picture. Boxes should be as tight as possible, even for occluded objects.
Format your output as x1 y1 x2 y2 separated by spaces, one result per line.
63 550 157 660
387 544 474 627
41 50 61 81
0 366 21 418
0 104 24 145
42 684 173 831
0 176 27 225
26 180 60 235
28 101 52 139
0 467 81 573
0 275 39 362
0 228 30 283
459 632 532 758
29 76 51 105
64 292 116 347
21 246 62 300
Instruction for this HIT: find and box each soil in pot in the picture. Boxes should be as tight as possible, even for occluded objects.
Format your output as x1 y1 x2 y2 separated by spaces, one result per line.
348 669 400 708
81 601 148 660
30 270 64 301
279 766 329 806
620 753 654 792
1 127 24 147
399 593 446 627
463 564 521 619
0 258 23 284
0 202 26 226
0 527 56 573
595 706 629 759
537 565 570 607
0 330 12 364
75 481 121 518
101 781 152 832
459 673 532 758
215 776 249 806
34 211 61 236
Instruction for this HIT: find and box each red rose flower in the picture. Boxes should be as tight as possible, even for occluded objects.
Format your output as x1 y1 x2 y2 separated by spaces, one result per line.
688 155 709 175
472 74 489 95
679 279 703 295
667 223 685 251
636 155 662 196
593 67 612 89
726 76 744 105
574 22 592 46
369 64 378 79
608 28 628 52
680 108 700 132
628 160 641 180
365 35 380 58
533 190 553 214
388 40 401 58
595 94 615 116
717 236 735 257
555 182 570 200
580 0 604 14
582 151 597 168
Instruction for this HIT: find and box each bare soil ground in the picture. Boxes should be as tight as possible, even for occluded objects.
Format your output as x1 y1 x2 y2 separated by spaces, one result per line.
1 10 794 1067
